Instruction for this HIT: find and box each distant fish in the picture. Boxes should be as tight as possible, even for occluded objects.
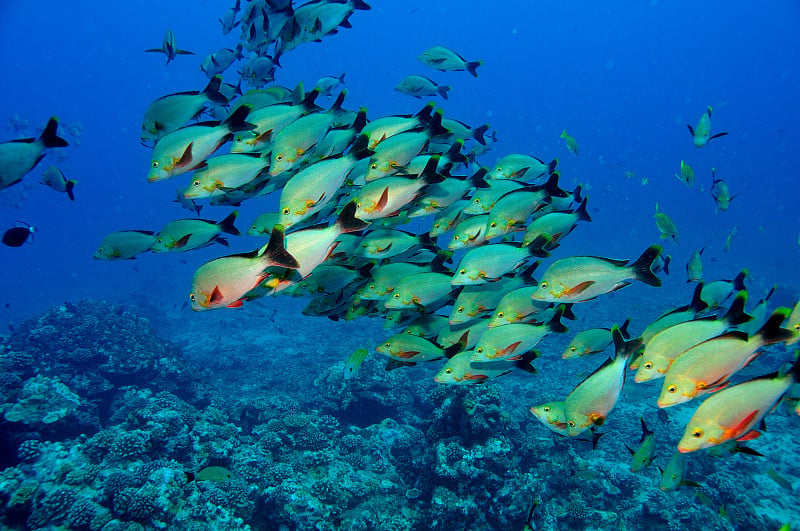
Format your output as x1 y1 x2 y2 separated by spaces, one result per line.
40 165 76 201
710 168 735 212
627 418 656 473
654 203 679 244
722 225 738 253
151 211 241 253
686 248 703 282
2 222 35 247
94 230 156 260
315 73 346 98
687 106 728 148
433 349 537 384
219 0 241 35
417 46 481 77
674 160 695 187
0 116 68 191
141 76 228 143
145 29 195 64
395 75 450 100
560 129 579 155
343 347 369 379
659 450 699 491
200 45 243 78
186 466 233 483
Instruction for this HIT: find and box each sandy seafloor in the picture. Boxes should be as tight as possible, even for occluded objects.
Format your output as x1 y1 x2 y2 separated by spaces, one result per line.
1 0 799 529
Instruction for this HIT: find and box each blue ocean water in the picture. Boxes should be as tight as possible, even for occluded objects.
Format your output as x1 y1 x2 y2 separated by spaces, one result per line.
0 1 799 530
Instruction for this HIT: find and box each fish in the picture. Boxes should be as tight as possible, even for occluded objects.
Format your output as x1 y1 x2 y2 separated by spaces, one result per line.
219 0 241 35
152 212 241 253
483 173 569 240
145 29 195 64
448 276 527 326
279 135 370 227
94 230 157 260
635 291 751 383
675 160 695 187
354 156 445 220
447 214 489 250
627 418 656 473
417 45 482 77
463 178 524 214
522 196 591 249
470 306 567 362
189 225 299 311
701 269 747 308
563 327 642 436
402 314 450 338
384 271 457 311
376 332 461 364
247 212 281 236
186 466 233 482
722 225 738 253
766 468 794 492
147 105 255 182
530 400 569 435
487 154 557 181
357 229 436 260
706 440 764 458
654 203 679 244
315 73 346 98
2 223 35 247
0 116 68 190
560 129 579 155
677 357 800 453
686 248 704 282
687 106 728 148
451 237 551 285
395 75 450 99
200 45 244 78
531 244 663 303
182 153 271 200
343 347 369 379
657 308 793 408
641 282 708 344
229 89 320 153
40 165 76 201
710 168 735 212
363 116 443 181
434 350 537 384
141 76 228 142
659 451 699 491
488 286 556 328
269 104 338 176
361 103 436 150
562 318 631 359
429 199 469 238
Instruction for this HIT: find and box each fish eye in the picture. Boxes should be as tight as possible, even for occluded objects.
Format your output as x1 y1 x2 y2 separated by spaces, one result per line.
393 293 400 299
276 154 283 162
496 312 504 318
192 180 200 187
570 347 577 352
644 362 653 370
667 385 677 393
540 282 548 289
445 368 452 374
189 293 196 301
473 198 481 204
476 347 483 353
453 235 460 241
370 163 378 170
369 284 376 290
384 342 390 348
691 428 704 438
459 269 466 275
568 421 575 427
390 162 397 168
151 161 159 168
543 406 550 412
490 222 497 228
457 306 464 313
282 207 290 215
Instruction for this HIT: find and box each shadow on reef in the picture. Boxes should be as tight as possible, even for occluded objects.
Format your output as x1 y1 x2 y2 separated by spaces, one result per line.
0 300 789 530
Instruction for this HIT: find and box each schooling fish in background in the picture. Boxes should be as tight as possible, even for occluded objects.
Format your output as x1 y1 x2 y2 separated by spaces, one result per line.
560 129 579 155
93 230 157 260
722 225 738 253
200 45 244 78
531 244 663 303
151 211 241 253
0 116 68 191
433 349 538 384
315 73 347 98
486 153 558 182
562 318 631 359
40 165 76 201
141 76 228 143
674 160 695 187
687 106 728 148
700 269 748 308
654 203 679 244
343 347 369 379
145 29 195 64
395 75 451 100
640 282 708 345
219 0 241 35
710 168 736 212
686 248 703 282
676 357 800 453
2 222 35 247
417 45 482 77
659 450 700 491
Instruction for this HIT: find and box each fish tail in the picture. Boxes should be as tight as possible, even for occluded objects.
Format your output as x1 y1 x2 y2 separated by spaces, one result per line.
421 156 446 185
472 124 489 145
353 0 371 10
445 139 468 164
732 269 748 292
574 196 591 222
223 104 256 133
515 350 539 374
571 184 583 204
39 117 69 148
414 102 435 123
688 281 709 313
469 167 490 188
203 75 228 105
349 132 372 159
337 201 370 233
438 85 451 100
546 158 558 175
611 325 643 360
547 305 569 334
640 417 653 439
755 307 793 345
426 109 449 137
630 245 663 287
525 234 552 258
542 171 568 198
561 303 577 321
66 180 76 201
218 210 241 236
430 250 453 272
466 60 482 78
723 291 752 326
351 109 369 134
619 317 632 339
262 225 299 269
330 90 348 112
